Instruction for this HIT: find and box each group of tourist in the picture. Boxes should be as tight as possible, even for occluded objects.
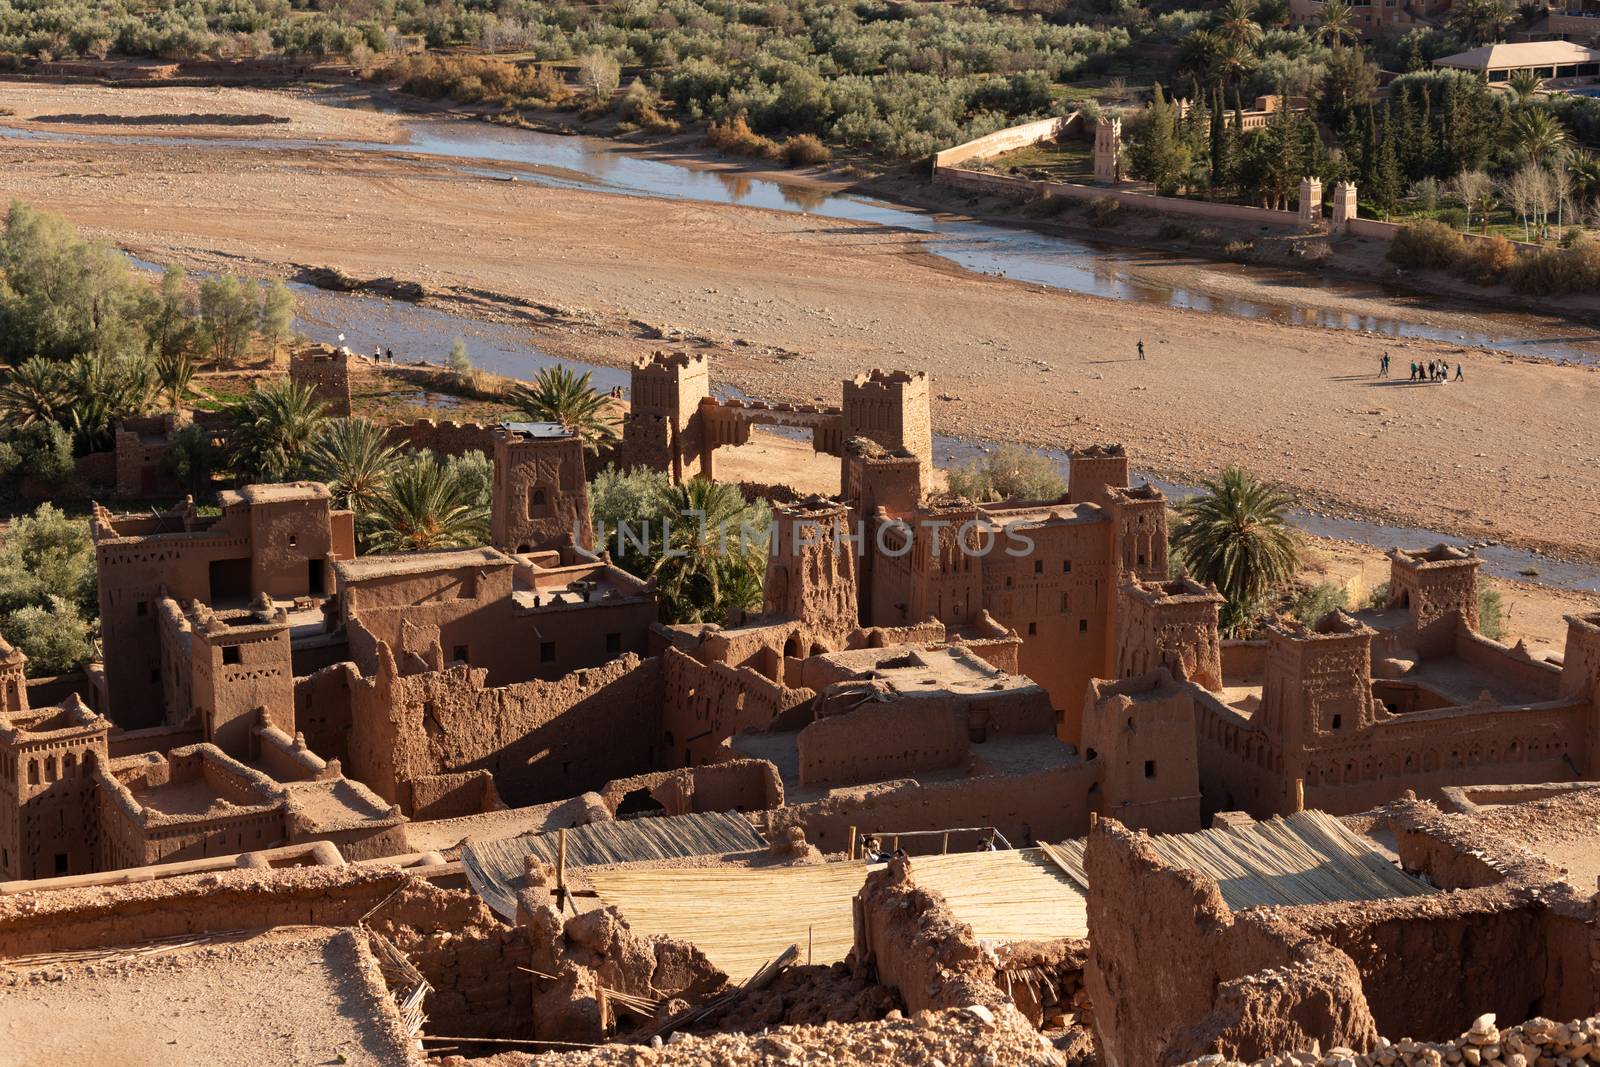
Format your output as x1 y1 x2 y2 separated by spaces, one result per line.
1378 352 1463 384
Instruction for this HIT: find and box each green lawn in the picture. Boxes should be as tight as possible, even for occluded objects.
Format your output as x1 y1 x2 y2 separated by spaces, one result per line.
979 137 1095 180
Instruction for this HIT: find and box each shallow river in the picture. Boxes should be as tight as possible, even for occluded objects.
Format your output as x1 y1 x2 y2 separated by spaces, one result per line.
38 111 1598 591
8 111 1600 363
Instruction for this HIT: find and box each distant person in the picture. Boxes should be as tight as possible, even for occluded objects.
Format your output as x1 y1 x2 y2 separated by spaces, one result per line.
1409 361 1418 381
1136 339 1145 361
861 835 889 863
1455 363 1465 382
1379 352 1389 377
385 348 395 363
977 830 998 852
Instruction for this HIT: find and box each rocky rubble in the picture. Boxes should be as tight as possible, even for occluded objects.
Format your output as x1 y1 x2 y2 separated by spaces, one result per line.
1180 1013 1600 1067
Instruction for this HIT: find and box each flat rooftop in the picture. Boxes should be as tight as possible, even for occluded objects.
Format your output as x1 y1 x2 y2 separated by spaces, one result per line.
334 546 514 583
0 926 419 1066
812 645 1036 697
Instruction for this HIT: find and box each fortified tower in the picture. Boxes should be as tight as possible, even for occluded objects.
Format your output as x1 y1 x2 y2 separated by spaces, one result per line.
0 693 111 881
1116 577 1224 692
626 351 709 483
763 497 859 636
185 595 295 760
1386 545 1482 656
1105 484 1169 581
1068 444 1130 508
841 370 932 468
289 344 353 417
491 423 593 554
1257 611 1379 757
0 635 25 717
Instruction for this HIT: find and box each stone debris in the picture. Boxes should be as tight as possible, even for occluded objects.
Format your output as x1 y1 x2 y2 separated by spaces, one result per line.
1175 1013 1600 1067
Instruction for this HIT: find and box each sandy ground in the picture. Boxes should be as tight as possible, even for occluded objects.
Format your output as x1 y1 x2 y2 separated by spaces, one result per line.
0 81 402 141
0 926 415 1066
3 84 1599 566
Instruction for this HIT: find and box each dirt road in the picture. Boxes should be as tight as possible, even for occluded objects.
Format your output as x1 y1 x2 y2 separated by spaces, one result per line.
2 85 1597 564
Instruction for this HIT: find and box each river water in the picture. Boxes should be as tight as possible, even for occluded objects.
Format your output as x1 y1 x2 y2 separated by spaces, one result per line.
31 114 1597 590
8 111 1600 363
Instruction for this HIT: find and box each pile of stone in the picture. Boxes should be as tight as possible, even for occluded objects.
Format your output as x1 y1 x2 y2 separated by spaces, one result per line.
1182 1013 1600 1067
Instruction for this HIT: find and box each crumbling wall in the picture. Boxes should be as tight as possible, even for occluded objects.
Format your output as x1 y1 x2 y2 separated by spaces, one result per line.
852 857 1010 1014
294 661 354 766
662 645 813 766
348 647 662 812
388 419 498 458
1084 819 1377 1067
771 761 1096 854
598 759 783 816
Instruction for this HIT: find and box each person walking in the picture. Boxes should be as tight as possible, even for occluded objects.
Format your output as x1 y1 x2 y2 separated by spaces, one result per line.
1136 339 1145 361
1455 363 1464 382
1410 361 1418 381
1378 353 1387 377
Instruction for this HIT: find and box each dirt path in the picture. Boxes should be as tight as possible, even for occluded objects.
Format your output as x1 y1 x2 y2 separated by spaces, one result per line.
2 92 1598 565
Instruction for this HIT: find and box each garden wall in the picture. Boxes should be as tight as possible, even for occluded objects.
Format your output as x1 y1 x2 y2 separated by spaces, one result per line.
932 113 1081 169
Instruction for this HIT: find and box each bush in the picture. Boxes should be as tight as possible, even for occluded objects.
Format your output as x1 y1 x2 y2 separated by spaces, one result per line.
946 444 1066 503
1478 587 1504 641
782 134 832 166
1158 221 1191 241
1387 219 1463 270
1089 197 1121 227
1288 582 1349 626
1457 236 1518 286
704 114 781 160
1506 235 1600 295
1224 240 1254 261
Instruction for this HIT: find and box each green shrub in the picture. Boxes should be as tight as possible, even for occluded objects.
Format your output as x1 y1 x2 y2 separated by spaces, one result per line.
1288 582 1349 626
1387 219 1464 270
1478 587 1504 641
946 444 1066 503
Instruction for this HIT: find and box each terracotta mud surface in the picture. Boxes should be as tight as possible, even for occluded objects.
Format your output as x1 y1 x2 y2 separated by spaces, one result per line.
2 84 1598 563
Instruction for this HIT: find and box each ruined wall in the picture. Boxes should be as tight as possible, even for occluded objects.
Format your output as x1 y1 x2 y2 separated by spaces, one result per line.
348 648 663 812
389 419 498 458
1452 630 1563 702
771 761 1097 854
1082 671 1203 833
294 662 355 765
852 858 1011 1014
661 646 814 767
1085 819 1378 1067
598 759 783 816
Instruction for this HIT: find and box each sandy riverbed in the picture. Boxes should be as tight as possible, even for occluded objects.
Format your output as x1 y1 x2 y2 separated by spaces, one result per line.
2 84 1597 565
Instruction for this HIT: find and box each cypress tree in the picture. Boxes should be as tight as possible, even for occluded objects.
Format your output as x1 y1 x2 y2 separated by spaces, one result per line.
1359 104 1379 191
1210 84 1228 190
1372 117 1402 218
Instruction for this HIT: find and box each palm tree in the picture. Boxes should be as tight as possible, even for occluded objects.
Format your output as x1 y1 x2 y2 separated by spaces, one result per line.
366 452 490 553
154 347 197 411
227 377 328 483
1317 0 1360 47
1447 0 1512 47
1177 29 1228 88
1172 466 1299 635
1214 0 1264 48
651 478 767 624
1511 107 1571 167
1216 40 1260 91
301 417 403 513
1567 151 1600 205
0 359 70 429
508 365 619 454
63 353 156 454
1506 68 1544 105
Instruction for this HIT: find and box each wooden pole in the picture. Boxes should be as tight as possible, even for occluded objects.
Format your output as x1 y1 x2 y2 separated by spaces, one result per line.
889 834 899 854
848 826 857 862
1294 778 1305 813
1089 811 1098 830
807 925 813 966
557 828 568 913
942 831 949 855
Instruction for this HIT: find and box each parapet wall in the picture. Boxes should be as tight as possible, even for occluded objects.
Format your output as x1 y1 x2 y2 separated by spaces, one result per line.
932 113 1080 170
388 419 499 458
1084 819 1378 1066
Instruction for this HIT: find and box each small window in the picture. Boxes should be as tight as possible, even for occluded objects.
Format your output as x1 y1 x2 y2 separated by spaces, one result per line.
453 645 469 664
606 632 622 654
1059 593 1070 614
561 761 570 775
136 600 148 617
27 759 38 785
1005 575 1013 589
1027 622 1037 636
1137 552 1147 566
222 646 241 666
1062 560 1071 573
541 641 557 663
54 853 68 875
1144 760 1156 779
1331 714 1342 730
1033 560 1043 574
1079 619 1089 633
288 534 298 548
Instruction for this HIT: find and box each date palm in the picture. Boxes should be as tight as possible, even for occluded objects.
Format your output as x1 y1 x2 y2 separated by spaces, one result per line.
1172 466 1299 635
301 417 403 514
1511 108 1571 168
651 478 768 624
509 364 619 454
0 358 70 429
1214 0 1264 49
1507 68 1543 105
154 347 197 410
1317 0 1360 47
366 452 490 553
1178 29 1227 87
227 377 328 483
64 353 156 453
1448 0 1512 46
